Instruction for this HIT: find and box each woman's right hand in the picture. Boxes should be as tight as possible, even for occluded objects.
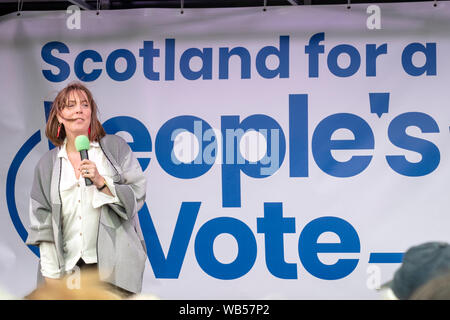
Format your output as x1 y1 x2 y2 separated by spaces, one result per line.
44 277 62 286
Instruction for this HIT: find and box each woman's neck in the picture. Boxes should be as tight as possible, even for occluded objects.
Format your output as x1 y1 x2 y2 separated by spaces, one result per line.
65 132 88 153
65 136 77 153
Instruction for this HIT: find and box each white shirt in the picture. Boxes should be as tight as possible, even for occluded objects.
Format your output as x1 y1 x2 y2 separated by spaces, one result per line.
39 139 121 279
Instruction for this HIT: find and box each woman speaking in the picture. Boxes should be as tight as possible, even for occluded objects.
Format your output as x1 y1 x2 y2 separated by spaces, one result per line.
26 82 147 298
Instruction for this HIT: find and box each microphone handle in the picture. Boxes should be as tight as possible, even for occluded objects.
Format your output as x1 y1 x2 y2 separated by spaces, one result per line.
80 150 93 186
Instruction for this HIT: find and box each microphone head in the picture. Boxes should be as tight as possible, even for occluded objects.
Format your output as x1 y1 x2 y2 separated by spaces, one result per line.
75 135 90 152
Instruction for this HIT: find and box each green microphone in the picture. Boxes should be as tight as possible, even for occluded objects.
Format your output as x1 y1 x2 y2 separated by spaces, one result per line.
75 135 93 186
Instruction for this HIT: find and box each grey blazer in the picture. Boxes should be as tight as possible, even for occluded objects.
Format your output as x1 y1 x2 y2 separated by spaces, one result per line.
25 134 147 293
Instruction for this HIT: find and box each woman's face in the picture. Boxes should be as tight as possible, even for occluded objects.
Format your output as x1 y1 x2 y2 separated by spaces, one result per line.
57 89 92 138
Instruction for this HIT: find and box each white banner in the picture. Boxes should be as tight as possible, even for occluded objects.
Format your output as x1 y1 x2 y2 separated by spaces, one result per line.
1 2 449 299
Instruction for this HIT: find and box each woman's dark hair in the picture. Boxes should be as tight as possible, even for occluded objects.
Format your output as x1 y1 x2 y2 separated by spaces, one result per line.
46 82 106 146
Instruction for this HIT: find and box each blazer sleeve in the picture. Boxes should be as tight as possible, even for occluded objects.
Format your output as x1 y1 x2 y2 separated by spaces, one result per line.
25 159 55 246
106 139 147 221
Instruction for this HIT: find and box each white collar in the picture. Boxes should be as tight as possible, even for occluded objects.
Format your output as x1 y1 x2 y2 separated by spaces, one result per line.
58 138 99 159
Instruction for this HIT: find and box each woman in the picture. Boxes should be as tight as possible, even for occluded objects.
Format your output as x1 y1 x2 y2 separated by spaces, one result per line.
25 82 147 297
